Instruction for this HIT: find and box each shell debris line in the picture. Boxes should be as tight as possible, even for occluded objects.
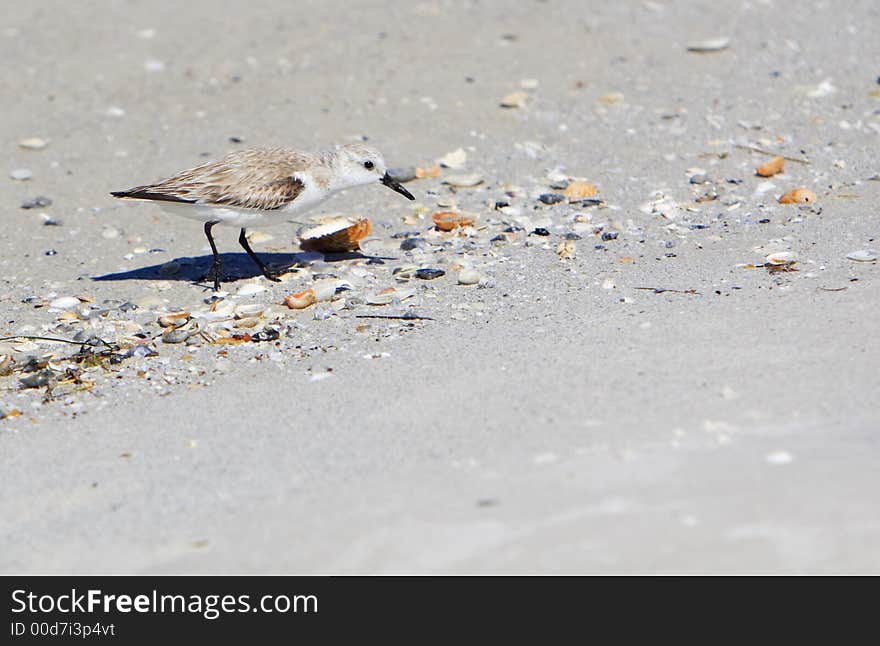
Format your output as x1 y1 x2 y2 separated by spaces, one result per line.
2 57 878 427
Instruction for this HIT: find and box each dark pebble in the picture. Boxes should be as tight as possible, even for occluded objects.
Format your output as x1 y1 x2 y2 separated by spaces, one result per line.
564 232 582 240
758 218 770 224
580 198 603 208
538 193 565 205
490 235 507 243
119 302 139 312
366 257 385 265
19 369 55 389
594 244 606 250
251 328 280 343
42 217 62 226
494 200 509 210
689 223 709 230
44 249 58 256
601 231 619 241
548 180 569 190
504 225 524 233
386 167 417 183
531 227 550 236
400 237 426 251
21 196 52 209
229 136 244 143
414 268 445 280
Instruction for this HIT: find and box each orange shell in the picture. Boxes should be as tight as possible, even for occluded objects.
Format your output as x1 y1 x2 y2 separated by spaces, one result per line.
432 211 475 231
300 218 372 253
755 156 785 177
415 165 441 179
778 187 817 204
284 289 316 310
563 181 599 199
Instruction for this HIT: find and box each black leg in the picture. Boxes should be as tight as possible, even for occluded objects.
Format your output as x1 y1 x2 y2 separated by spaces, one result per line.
239 228 281 282
203 220 222 291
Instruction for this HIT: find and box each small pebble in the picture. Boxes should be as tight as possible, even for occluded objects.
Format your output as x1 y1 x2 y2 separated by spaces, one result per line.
20 369 55 389
21 196 52 209
538 193 565 205
531 227 550 236
458 268 481 285
601 231 619 241
400 237 427 251
564 232 582 240
44 249 58 256
846 249 877 262
415 268 445 280
10 169 32 181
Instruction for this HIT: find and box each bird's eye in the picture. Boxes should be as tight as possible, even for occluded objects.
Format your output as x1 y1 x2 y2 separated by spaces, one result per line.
363 160 374 170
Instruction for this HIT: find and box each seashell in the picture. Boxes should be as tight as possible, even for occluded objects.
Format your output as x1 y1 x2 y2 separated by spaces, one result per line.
56 310 80 322
233 316 262 329
19 137 48 150
49 296 81 310
234 303 264 318
765 251 798 266
442 173 483 188
284 289 316 309
563 181 599 200
686 37 730 52
312 278 339 302
357 236 386 255
458 268 482 285
158 311 190 327
415 165 441 179
432 211 475 231
300 217 372 253
778 187 817 204
365 287 415 305
236 283 266 296
556 240 576 260
846 249 877 262
597 92 624 105
755 156 784 177
500 91 529 108
162 319 203 343
245 230 274 244
437 148 467 169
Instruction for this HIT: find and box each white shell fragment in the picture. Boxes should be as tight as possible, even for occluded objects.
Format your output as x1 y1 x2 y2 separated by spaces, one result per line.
443 173 484 188
686 37 730 52
437 148 467 169
19 137 48 150
458 268 482 285
49 296 81 310
765 251 798 266
10 168 32 181
846 250 877 262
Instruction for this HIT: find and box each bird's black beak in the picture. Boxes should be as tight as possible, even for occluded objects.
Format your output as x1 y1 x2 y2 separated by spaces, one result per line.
380 173 415 200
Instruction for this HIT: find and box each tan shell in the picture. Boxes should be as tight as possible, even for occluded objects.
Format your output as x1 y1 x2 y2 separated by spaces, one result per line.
432 211 475 231
284 289 316 310
415 165 441 179
778 187 817 204
563 181 599 199
158 311 191 328
755 156 784 177
500 91 529 108
300 218 372 253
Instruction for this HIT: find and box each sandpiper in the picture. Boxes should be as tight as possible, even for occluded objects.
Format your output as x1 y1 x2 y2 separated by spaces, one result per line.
111 143 415 290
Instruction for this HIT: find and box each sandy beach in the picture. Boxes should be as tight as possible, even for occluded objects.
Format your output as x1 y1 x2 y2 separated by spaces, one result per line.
2 0 879 573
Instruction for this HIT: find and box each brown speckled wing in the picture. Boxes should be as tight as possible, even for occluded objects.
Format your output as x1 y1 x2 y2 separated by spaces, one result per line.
111 148 310 211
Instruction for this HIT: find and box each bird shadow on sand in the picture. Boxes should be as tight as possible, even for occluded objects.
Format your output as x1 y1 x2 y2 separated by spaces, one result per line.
92 251 394 288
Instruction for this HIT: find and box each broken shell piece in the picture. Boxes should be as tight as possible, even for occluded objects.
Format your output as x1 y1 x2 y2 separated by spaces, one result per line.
415 165 441 179
49 296 81 310
432 211 475 231
233 303 264 319
233 316 262 329
158 311 191 327
500 91 529 108
300 217 372 253
778 187 817 204
765 251 798 266
311 278 339 302
458 268 482 285
284 289 316 310
563 181 599 200
19 137 48 150
556 240 576 260
365 287 415 306
442 173 483 188
437 148 467 169
162 318 203 343
755 156 785 177
686 37 730 52
846 249 877 262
